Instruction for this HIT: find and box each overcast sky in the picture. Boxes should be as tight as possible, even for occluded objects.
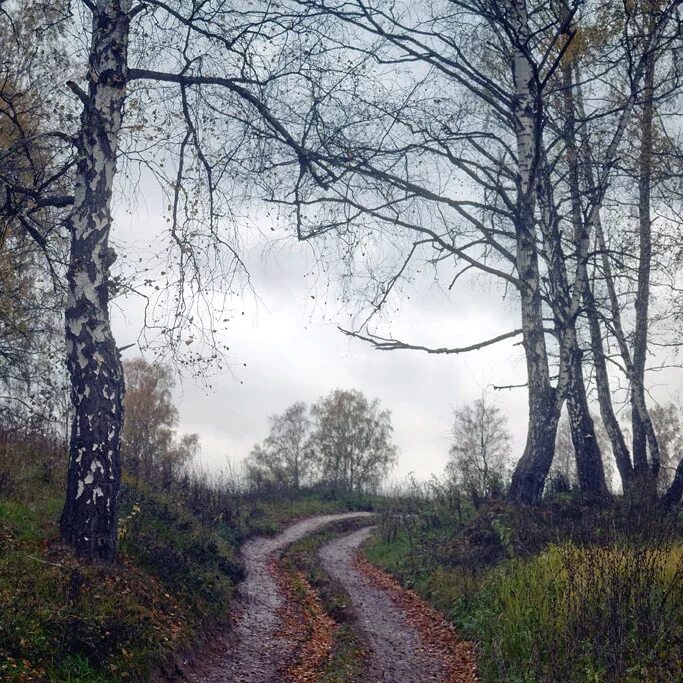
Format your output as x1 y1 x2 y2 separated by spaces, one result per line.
109 175 537 482
110 175 681 484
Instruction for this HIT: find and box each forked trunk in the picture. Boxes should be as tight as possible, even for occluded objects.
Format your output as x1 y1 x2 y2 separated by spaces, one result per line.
60 0 130 562
566 349 607 494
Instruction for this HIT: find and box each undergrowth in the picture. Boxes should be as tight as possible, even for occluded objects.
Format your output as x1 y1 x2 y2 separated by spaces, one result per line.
365 488 683 683
0 440 371 682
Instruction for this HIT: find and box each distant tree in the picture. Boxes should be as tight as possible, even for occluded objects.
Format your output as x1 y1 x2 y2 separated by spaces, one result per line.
246 402 313 490
447 398 511 504
121 358 198 486
310 389 397 494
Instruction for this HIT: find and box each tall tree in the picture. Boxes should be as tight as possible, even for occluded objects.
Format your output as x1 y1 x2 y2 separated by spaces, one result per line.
278 0 682 503
282 0 616 502
59 0 133 562
562 0 683 502
3 0 343 560
246 402 313 489
0 1 71 446
310 389 397 493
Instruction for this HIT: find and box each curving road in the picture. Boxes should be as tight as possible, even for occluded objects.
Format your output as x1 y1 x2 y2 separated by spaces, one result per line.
175 513 475 683
319 526 452 683
178 512 374 683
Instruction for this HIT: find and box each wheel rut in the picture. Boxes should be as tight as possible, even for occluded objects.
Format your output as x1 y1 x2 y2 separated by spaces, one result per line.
176 512 374 683
173 514 476 683
319 526 475 683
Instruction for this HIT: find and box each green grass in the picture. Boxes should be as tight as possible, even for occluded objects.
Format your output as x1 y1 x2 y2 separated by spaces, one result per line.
0 446 374 682
0 477 240 682
363 530 413 577
364 504 683 683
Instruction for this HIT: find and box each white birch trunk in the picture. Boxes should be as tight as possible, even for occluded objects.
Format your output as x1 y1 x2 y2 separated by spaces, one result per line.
60 0 131 562
507 0 561 504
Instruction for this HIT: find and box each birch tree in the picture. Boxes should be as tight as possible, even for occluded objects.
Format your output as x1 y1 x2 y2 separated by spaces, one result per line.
3 0 343 560
247 402 313 489
278 0 606 503
447 397 511 504
274 0 682 503
310 389 397 493
0 1 72 445
556 0 683 503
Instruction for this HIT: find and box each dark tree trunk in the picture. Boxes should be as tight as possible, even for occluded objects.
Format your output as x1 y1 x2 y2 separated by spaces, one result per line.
60 0 130 562
566 349 607 494
508 181 560 504
508 374 559 504
555 60 607 496
584 286 635 493
662 458 683 508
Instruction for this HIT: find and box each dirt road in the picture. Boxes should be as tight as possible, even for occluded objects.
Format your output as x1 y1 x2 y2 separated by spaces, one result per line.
177 514 475 682
179 512 374 682
319 526 457 682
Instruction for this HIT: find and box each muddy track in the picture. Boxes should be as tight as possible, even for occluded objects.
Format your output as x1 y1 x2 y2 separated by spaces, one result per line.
319 526 454 683
177 512 374 683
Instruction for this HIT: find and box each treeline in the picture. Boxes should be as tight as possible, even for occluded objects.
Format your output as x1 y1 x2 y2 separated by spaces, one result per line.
246 389 397 494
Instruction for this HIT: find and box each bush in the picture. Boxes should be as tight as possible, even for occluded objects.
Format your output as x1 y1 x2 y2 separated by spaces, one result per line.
365 488 683 683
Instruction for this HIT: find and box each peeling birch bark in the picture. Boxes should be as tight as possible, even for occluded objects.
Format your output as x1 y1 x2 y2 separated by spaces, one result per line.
60 0 130 562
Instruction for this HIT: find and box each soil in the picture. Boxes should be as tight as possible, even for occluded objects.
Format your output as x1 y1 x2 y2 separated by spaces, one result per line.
175 512 374 682
173 514 476 683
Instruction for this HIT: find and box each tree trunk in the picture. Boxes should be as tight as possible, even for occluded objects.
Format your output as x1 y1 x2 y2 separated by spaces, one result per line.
508 176 560 504
662 457 683 508
508 369 559 504
60 0 130 563
566 349 607 494
555 61 606 495
631 37 658 485
507 0 560 505
584 286 635 492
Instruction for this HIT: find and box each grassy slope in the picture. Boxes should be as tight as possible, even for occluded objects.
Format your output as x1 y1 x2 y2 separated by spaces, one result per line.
364 499 683 683
0 452 368 682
